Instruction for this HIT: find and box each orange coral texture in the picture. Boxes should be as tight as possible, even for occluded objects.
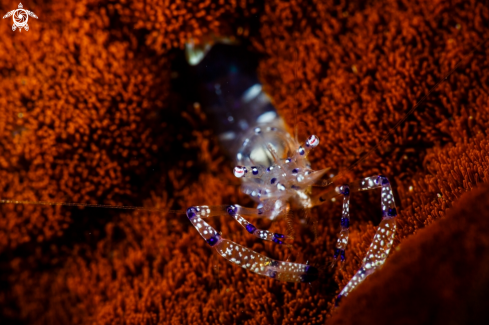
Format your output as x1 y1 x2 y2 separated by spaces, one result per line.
0 0 488 324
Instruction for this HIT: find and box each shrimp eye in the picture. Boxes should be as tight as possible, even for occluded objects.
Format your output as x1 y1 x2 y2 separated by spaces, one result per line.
298 146 305 155
306 135 319 148
233 166 247 178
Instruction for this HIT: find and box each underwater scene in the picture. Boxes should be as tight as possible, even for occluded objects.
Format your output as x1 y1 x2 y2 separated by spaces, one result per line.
0 0 488 324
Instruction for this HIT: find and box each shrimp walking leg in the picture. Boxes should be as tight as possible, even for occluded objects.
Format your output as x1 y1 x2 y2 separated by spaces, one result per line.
186 206 317 282
310 175 397 303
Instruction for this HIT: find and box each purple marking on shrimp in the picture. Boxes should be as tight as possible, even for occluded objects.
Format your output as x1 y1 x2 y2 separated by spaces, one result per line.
206 234 221 247
227 205 237 216
272 237 284 244
335 294 343 307
379 175 389 185
334 248 346 261
339 186 350 196
186 207 197 219
245 223 256 234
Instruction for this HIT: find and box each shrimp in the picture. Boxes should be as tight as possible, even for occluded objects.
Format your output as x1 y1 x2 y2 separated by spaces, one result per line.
183 41 398 299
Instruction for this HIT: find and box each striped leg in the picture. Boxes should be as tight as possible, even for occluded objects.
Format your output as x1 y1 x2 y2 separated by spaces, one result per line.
186 206 317 282
334 175 398 305
333 185 351 262
187 205 292 245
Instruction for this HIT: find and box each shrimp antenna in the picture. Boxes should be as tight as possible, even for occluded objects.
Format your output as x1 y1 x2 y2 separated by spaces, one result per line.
0 199 185 214
336 36 489 178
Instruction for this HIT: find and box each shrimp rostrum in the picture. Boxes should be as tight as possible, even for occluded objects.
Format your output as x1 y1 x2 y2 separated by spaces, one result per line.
186 125 397 301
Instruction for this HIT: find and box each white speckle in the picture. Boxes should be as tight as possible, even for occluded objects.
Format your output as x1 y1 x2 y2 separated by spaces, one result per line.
257 111 277 123
243 84 262 102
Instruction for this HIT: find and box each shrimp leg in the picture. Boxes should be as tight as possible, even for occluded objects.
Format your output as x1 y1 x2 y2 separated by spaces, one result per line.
310 175 397 303
186 205 318 282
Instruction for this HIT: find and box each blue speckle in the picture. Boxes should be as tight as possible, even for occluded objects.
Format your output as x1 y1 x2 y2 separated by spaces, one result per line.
380 175 389 185
246 223 256 234
270 178 277 184
292 168 299 174
334 248 345 260
252 167 259 175
387 208 397 217
272 237 283 244
340 217 349 228
291 185 300 190
186 207 197 219
270 260 280 267
206 234 220 247
335 294 343 307
227 205 237 216
274 233 285 239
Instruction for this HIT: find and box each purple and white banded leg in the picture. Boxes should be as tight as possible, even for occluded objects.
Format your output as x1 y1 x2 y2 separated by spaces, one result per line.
186 205 318 282
332 175 397 304
333 184 351 262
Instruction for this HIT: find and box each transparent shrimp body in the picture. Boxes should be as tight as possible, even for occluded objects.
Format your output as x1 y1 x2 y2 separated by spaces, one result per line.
234 126 325 220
